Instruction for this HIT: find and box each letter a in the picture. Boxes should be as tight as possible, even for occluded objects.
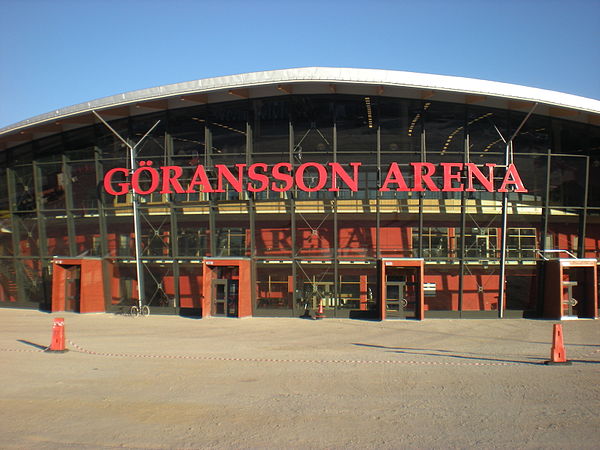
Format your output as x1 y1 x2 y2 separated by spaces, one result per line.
498 163 527 193
186 165 215 193
379 163 409 191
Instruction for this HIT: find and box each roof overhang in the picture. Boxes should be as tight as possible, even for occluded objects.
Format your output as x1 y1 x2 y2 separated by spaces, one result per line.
1 67 599 150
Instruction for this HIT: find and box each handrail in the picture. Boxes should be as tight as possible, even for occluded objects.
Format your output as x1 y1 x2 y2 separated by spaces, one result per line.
536 249 577 261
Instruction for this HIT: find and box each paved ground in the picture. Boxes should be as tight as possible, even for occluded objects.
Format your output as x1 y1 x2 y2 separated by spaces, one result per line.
1 308 599 449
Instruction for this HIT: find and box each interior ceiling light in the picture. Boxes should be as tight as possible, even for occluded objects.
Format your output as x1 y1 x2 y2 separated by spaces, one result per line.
364 97 374 128
192 117 246 135
443 113 494 152
484 137 504 153
408 103 431 136
408 113 421 137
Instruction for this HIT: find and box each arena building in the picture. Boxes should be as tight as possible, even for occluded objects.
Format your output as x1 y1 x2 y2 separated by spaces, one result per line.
0 67 599 319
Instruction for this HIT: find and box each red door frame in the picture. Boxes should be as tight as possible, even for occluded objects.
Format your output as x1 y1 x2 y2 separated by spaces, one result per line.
51 257 113 313
201 258 252 318
379 258 425 320
543 259 598 319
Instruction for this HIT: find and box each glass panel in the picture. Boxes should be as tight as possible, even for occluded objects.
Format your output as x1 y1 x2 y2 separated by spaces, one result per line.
130 113 166 159
15 259 48 307
549 155 586 208
506 267 538 311
296 264 335 310
70 161 99 212
39 162 65 210
292 96 333 161
215 227 247 257
338 219 376 260
424 266 460 311
253 98 289 156
511 113 551 155
74 219 101 256
36 135 63 162
171 106 207 159
463 227 498 259
96 119 129 159
0 258 18 304
379 98 422 153
255 222 292 258
416 227 453 259
178 263 203 311
143 263 175 309
139 212 171 258
0 164 8 212
584 216 600 259
507 227 537 259
13 214 40 256
461 265 500 311
45 216 70 256
63 126 96 160
12 166 35 212
379 222 413 258
336 96 376 154
468 106 507 157
547 214 580 254
425 102 466 157
177 226 209 258
208 101 248 163
256 266 293 310
338 268 377 312
105 209 134 258
295 217 333 259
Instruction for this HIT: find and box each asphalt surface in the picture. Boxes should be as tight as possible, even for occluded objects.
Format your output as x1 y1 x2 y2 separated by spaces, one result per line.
1 308 599 449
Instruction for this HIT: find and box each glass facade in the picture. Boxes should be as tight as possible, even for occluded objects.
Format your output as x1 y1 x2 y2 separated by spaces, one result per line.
1 93 599 318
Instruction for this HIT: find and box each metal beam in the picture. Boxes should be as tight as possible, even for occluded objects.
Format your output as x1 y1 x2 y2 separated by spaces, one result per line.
92 110 160 311
498 103 537 318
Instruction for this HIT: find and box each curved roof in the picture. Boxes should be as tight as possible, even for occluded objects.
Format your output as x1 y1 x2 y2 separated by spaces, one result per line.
2 67 600 148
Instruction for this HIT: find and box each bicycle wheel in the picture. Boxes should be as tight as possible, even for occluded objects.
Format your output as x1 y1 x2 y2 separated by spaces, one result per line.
141 305 150 317
130 305 140 317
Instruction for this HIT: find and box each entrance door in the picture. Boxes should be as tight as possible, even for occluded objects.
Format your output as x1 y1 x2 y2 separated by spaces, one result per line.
65 266 81 312
212 279 228 316
562 280 578 317
386 280 406 319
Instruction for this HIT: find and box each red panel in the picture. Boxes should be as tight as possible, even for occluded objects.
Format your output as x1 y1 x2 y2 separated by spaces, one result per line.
423 273 457 311
543 261 563 319
51 258 110 313
237 260 252 318
202 259 252 318
461 273 500 311
201 264 215 318
51 265 67 312
379 259 424 320
79 260 106 313
175 274 204 309
255 228 292 256
360 275 368 311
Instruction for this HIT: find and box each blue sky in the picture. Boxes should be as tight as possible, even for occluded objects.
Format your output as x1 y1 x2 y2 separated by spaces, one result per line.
1 0 599 128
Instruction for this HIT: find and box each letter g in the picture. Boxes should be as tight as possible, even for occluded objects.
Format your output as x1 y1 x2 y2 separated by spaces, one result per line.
103 167 130 195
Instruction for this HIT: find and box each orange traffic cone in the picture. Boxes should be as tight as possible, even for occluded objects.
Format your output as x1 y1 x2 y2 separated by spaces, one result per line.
544 324 571 365
315 299 325 320
46 317 68 353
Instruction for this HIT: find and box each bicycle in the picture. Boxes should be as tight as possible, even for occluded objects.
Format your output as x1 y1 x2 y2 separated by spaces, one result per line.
130 304 150 317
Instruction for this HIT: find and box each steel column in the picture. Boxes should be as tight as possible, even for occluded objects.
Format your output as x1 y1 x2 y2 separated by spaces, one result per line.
577 156 590 258
62 155 77 256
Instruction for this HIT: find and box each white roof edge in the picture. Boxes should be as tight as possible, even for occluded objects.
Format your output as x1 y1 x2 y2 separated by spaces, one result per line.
2 67 600 135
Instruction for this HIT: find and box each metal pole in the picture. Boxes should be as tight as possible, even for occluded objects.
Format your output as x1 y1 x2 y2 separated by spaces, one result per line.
577 156 590 258
129 147 145 309
498 141 510 318
92 110 159 310
497 104 537 318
